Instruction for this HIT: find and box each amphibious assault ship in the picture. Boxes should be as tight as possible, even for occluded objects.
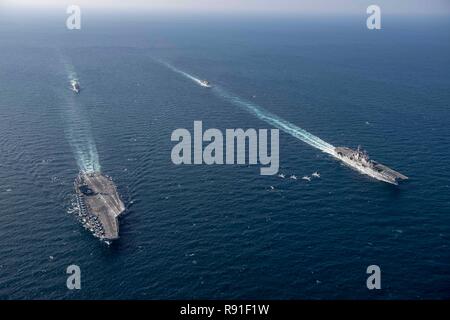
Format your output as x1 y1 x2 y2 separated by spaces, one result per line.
74 172 125 241
334 146 408 185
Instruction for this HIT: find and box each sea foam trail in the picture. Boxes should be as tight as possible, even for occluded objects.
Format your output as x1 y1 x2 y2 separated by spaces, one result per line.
161 61 335 155
160 60 207 87
61 57 101 173
214 87 335 154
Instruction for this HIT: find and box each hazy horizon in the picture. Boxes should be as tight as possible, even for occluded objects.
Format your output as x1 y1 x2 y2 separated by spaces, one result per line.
2 0 450 16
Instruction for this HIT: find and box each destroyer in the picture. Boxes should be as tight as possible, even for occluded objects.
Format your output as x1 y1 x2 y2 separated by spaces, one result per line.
71 79 80 93
74 172 125 240
199 80 212 88
334 146 408 185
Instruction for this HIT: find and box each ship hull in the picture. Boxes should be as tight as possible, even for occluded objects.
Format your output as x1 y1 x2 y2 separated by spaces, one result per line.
334 152 398 185
74 172 125 241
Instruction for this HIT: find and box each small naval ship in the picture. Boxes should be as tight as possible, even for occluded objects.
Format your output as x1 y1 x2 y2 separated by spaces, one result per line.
71 79 80 93
74 172 125 241
199 80 212 88
334 146 408 185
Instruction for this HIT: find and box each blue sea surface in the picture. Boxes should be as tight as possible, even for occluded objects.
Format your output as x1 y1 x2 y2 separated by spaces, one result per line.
0 11 449 299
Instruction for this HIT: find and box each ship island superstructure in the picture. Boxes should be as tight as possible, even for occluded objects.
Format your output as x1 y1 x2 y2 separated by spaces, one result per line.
74 172 125 241
334 146 408 185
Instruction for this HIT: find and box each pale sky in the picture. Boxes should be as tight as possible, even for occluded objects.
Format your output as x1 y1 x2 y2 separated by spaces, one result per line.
3 0 450 15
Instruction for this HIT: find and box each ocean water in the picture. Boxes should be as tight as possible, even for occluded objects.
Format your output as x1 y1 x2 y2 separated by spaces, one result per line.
0 11 449 299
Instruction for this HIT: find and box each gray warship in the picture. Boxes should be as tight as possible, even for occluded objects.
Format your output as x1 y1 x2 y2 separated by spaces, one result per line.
199 80 212 88
74 172 125 241
71 79 80 93
334 146 408 185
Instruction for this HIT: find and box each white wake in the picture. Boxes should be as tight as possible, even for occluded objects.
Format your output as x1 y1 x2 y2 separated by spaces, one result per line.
214 87 336 155
61 57 101 173
161 61 336 156
160 60 208 87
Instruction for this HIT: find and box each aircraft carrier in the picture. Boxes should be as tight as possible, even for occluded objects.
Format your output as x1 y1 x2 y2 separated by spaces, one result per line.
74 172 125 241
334 146 408 185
